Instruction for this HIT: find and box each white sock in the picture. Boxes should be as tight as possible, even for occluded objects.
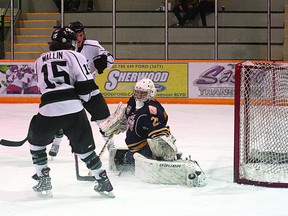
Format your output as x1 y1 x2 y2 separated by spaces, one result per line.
36 165 48 177
92 169 105 180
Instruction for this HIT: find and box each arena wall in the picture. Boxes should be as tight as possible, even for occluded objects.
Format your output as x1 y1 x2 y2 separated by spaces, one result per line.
0 59 252 105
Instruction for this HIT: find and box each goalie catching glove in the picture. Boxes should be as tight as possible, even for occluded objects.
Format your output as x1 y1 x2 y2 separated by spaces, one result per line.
93 54 107 74
147 134 177 161
99 102 127 137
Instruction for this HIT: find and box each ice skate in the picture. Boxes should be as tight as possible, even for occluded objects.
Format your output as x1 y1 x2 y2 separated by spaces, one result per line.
94 170 115 198
49 144 60 157
31 173 39 180
33 167 53 198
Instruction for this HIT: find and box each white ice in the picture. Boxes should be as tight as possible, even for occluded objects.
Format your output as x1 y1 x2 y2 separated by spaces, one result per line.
0 104 288 216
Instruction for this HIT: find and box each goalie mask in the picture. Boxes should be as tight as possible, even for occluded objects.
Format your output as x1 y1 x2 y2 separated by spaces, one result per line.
49 27 77 51
133 78 157 109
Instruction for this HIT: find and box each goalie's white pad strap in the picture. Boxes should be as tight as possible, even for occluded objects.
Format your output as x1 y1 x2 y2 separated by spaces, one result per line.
134 153 206 187
99 102 127 136
147 134 177 161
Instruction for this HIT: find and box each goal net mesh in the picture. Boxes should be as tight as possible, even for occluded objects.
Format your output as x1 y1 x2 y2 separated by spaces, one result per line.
235 61 288 186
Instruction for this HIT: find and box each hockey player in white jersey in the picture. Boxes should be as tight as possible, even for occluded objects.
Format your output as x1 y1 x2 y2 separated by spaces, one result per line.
49 21 115 157
70 21 114 76
29 27 114 198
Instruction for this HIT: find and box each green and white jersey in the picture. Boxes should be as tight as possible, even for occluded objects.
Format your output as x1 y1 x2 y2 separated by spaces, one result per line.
78 39 114 78
34 49 97 117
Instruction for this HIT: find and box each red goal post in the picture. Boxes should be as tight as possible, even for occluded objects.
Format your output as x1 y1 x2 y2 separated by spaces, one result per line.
234 60 288 187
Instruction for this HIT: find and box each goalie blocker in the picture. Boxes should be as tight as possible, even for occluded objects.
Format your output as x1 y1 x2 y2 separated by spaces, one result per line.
109 148 206 187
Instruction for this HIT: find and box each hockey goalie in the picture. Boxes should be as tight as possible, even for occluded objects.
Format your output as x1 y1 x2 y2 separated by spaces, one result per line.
100 78 206 187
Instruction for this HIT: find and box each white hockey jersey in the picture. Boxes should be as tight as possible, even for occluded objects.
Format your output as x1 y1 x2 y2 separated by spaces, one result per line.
77 39 114 78
34 50 97 117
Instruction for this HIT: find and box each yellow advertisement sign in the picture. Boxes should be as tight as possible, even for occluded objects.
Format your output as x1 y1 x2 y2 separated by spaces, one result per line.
97 63 188 98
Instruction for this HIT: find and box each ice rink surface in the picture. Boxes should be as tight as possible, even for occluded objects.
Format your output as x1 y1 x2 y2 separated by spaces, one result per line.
0 103 288 216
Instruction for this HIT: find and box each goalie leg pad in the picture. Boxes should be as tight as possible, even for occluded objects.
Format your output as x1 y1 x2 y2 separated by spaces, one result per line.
134 153 206 187
185 160 206 187
147 134 177 161
109 147 133 172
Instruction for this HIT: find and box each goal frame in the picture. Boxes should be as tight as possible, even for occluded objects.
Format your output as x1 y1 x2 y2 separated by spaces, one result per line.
234 61 288 188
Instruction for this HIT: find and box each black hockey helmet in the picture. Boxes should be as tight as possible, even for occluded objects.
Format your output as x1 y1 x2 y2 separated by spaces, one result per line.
49 27 77 51
68 21 85 33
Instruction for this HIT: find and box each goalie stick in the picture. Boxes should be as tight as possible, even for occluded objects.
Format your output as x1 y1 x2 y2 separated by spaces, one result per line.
74 135 114 181
0 137 28 147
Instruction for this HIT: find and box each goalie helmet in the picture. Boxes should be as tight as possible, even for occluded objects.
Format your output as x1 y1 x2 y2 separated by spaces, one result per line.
68 21 85 33
49 27 77 51
133 78 157 104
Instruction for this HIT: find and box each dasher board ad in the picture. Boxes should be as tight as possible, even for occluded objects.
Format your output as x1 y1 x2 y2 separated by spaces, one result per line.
97 63 189 98
0 63 40 95
189 62 235 98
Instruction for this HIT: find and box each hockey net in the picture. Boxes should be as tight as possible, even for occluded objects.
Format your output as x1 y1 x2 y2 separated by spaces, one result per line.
234 61 288 187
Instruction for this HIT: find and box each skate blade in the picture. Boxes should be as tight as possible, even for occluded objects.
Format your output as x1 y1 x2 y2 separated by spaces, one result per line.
37 190 53 198
97 191 115 198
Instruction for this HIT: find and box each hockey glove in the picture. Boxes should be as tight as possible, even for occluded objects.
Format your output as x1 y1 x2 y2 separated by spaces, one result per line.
147 134 177 161
99 102 127 137
93 55 107 74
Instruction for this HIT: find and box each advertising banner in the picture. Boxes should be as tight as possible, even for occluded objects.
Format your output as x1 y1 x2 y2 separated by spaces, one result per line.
97 63 189 98
0 63 40 95
189 62 236 98
0 60 237 104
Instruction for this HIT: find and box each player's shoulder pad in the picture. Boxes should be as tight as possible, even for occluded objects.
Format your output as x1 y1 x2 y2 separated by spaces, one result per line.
146 100 162 115
65 50 87 61
84 39 101 47
148 105 158 115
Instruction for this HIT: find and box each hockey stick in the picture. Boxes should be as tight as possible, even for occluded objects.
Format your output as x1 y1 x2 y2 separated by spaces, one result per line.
74 135 114 181
99 134 114 158
0 137 28 147
74 154 95 181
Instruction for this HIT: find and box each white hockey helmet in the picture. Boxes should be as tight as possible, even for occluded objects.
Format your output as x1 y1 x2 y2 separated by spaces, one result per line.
133 78 157 103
